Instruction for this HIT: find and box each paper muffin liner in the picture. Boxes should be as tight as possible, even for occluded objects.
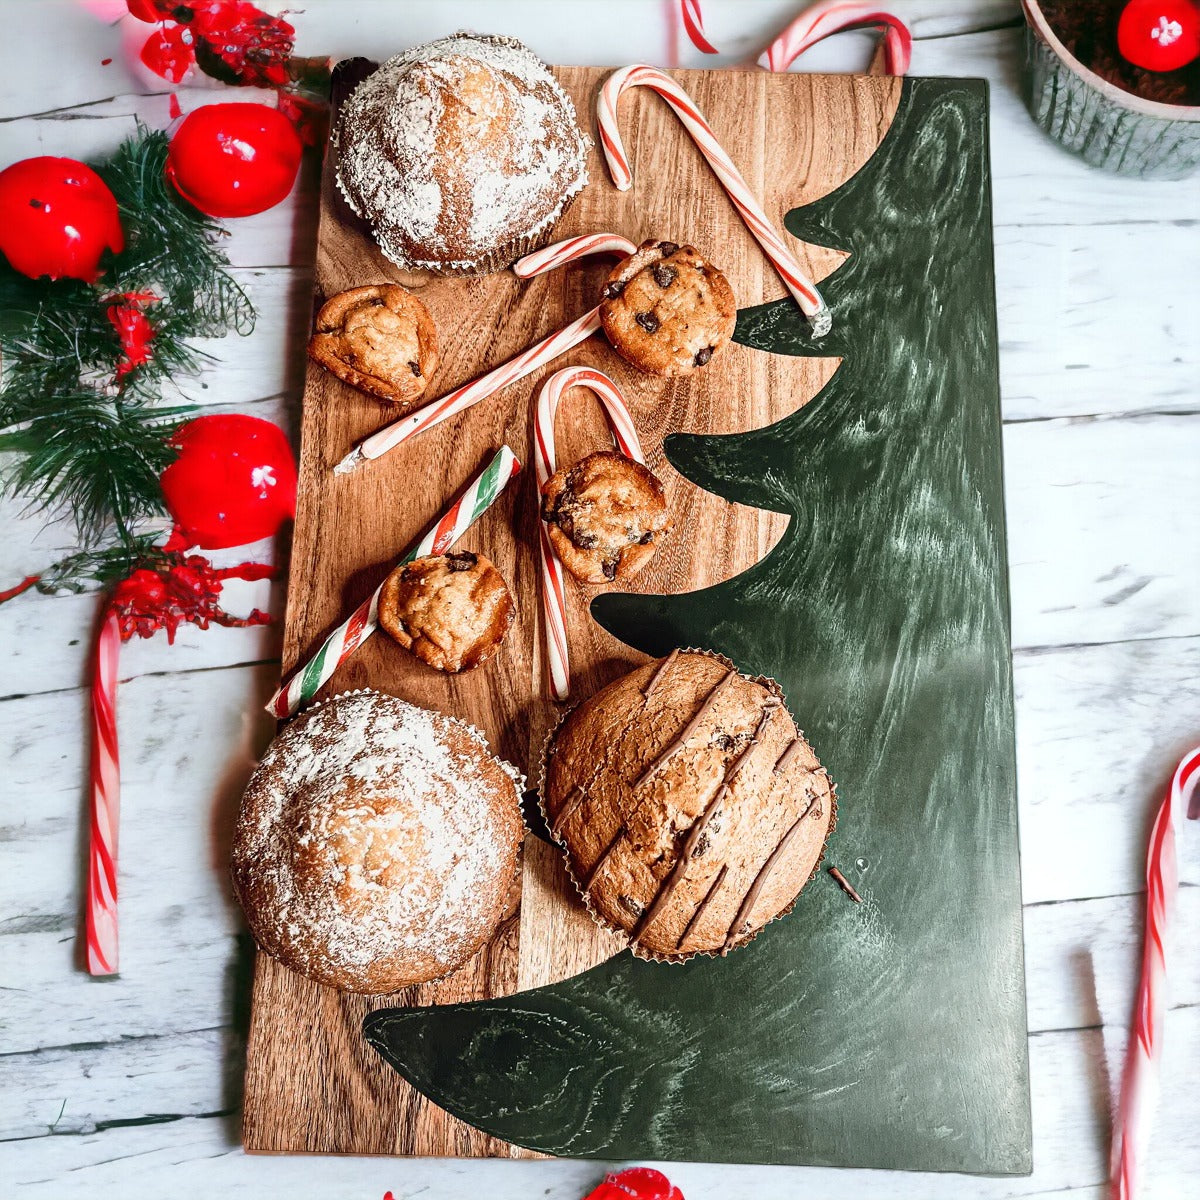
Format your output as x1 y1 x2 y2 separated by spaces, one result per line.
1022 0 1200 180
244 686 526 995
537 648 838 966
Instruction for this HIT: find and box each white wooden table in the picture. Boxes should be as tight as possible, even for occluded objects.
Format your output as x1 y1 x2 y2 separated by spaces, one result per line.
2 2 1198 1197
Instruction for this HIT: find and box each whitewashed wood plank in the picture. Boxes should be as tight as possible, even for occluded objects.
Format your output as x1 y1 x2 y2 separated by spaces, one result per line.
996 224 1200 422
0 665 277 1054
1006 413 1200 650
1015 635 1200 905
7 1013 1198 1200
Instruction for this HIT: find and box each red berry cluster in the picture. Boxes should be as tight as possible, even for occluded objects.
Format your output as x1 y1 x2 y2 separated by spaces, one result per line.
109 554 274 643
127 0 296 88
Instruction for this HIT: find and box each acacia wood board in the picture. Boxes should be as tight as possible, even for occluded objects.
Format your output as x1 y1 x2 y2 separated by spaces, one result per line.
242 63 902 1159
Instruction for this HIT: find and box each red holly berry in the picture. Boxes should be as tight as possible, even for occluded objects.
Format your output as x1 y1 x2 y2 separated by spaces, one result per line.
160 413 297 550
165 102 303 218
107 292 159 381
0 157 124 282
1117 0 1200 72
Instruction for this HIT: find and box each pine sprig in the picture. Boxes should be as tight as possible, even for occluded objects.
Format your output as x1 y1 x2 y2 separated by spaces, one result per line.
0 127 257 586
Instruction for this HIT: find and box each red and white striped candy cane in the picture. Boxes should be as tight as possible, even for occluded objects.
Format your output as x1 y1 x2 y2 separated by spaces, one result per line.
514 233 636 279
679 0 718 54
597 64 831 336
86 610 122 976
1112 746 1200 1200
759 1 912 75
334 235 638 474
534 366 644 702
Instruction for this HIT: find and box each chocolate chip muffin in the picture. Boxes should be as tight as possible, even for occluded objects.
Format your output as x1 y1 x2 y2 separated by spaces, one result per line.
541 650 835 961
308 284 439 408
377 551 514 673
541 450 673 584
599 240 737 377
231 690 524 994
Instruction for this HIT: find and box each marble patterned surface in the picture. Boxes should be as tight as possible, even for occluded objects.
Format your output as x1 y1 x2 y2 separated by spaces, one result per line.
1 2 1198 1198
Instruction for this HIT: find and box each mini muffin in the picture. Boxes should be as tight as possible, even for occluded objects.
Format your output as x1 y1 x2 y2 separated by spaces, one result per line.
335 33 591 274
378 551 514 673
308 284 439 408
541 650 835 961
599 239 737 377
540 450 673 584
231 690 524 994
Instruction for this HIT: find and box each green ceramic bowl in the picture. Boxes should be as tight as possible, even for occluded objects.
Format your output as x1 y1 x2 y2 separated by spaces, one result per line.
1022 0 1200 179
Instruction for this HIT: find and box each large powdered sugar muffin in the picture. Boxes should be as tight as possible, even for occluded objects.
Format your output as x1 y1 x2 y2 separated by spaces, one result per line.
231 690 524 993
335 32 590 274
540 651 836 961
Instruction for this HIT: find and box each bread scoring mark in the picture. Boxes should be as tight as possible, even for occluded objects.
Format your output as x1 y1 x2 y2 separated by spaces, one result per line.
641 648 680 699
582 826 625 893
633 666 738 790
549 784 587 843
674 863 728 952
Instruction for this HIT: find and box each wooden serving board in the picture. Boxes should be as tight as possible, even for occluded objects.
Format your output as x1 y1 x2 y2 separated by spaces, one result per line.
242 64 903 1158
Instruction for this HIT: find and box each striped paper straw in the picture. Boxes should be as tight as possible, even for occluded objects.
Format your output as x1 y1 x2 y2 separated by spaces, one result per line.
268 445 521 718
86 610 122 976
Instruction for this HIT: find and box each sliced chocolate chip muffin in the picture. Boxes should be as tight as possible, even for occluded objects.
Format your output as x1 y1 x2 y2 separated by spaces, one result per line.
541 650 836 961
540 450 673 584
599 239 736 377
308 283 439 409
377 551 514 673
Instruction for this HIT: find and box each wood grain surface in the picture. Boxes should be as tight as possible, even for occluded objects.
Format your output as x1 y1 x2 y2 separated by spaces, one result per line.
241 65 902 1158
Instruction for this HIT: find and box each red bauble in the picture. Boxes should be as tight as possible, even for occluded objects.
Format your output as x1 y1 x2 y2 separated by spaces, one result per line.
1118 0 1200 72
165 103 302 218
583 1169 684 1200
0 157 124 282
160 414 297 550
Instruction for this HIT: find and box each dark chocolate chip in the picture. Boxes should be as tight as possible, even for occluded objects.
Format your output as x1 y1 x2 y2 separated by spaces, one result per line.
603 280 626 300
619 895 645 916
709 812 724 834
691 832 710 859
574 532 599 550
638 530 655 545
601 558 618 581
652 264 677 288
446 551 478 572
657 241 679 256
711 730 735 752
408 360 422 376
694 346 714 367
635 312 660 334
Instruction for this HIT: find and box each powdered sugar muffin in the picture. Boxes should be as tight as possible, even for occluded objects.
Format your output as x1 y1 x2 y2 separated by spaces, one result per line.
231 690 524 993
335 33 590 274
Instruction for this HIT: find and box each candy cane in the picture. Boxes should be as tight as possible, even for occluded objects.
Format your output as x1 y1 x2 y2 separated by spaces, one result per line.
1111 746 1200 1200
679 0 718 54
86 610 122 976
534 366 644 701
335 236 637 475
758 2 912 75
597 65 831 336
270 445 521 717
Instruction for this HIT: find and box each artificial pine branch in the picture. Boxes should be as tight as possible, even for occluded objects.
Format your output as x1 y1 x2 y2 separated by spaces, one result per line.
0 127 256 592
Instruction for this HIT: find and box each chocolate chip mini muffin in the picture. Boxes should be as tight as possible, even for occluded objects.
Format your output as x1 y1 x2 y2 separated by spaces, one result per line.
308 284 439 408
599 240 737 377
541 450 673 584
231 690 524 994
541 650 835 961
377 551 515 673
335 33 591 274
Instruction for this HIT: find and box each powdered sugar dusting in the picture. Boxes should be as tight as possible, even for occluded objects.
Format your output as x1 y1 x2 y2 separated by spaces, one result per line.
335 32 590 272
232 690 524 993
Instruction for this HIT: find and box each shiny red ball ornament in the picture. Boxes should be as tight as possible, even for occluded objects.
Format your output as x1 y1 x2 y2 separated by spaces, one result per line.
0 157 124 282
1118 0 1200 72
165 103 302 218
160 414 297 550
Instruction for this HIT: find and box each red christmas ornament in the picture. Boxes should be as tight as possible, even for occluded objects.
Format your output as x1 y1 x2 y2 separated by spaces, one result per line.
1118 0 1200 72
0 157 124 282
160 413 297 550
165 103 302 218
140 21 197 84
582 1168 684 1200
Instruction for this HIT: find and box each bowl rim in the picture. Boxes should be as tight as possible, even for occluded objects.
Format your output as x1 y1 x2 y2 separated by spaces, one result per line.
1023 0 1200 122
